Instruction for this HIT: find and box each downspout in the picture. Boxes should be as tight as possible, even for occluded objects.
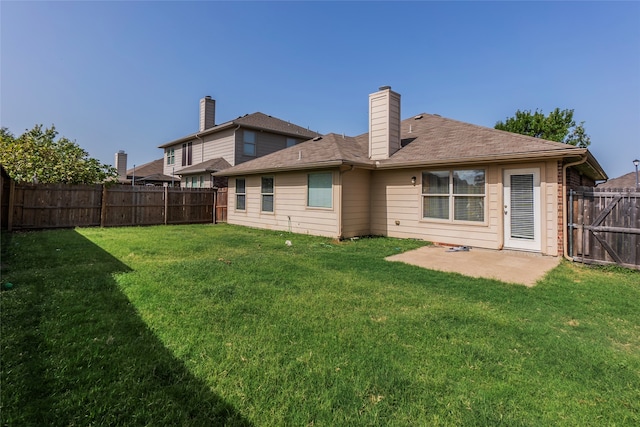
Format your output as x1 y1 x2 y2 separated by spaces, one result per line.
338 165 356 239
562 154 588 260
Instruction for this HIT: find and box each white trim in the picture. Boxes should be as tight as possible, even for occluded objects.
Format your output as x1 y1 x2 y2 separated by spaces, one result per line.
503 168 541 251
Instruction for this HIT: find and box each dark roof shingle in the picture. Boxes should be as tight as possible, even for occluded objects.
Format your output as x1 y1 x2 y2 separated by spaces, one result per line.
215 113 603 177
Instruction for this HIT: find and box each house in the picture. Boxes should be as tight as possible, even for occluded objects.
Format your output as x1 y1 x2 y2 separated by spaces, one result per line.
114 151 176 186
214 86 607 256
158 96 320 188
597 171 639 189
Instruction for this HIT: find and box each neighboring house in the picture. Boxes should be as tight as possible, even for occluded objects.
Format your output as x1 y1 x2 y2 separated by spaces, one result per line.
114 151 176 186
158 96 320 188
597 171 638 189
214 86 607 256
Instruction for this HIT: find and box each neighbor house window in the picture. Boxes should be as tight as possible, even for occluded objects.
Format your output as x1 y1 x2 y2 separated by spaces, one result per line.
261 176 274 212
243 130 256 156
187 176 203 188
422 169 485 222
182 142 192 166
286 137 296 148
307 172 332 208
236 178 246 210
166 148 175 165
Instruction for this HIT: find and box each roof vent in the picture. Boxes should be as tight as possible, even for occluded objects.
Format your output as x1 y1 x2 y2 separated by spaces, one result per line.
313 136 322 141
414 115 423 120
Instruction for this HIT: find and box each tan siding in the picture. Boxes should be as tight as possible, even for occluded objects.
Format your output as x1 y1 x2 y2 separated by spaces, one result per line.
342 169 371 238
543 160 560 255
370 167 501 249
202 129 236 165
163 144 181 176
227 171 340 238
236 131 299 165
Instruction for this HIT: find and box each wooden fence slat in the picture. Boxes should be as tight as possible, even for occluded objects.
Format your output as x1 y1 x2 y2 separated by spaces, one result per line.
3 183 218 230
571 187 640 270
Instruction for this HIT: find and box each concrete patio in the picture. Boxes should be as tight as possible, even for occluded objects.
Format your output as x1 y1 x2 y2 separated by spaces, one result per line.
386 245 561 287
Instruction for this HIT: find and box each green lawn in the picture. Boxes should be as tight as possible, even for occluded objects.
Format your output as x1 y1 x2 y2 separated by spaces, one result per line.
1 224 638 426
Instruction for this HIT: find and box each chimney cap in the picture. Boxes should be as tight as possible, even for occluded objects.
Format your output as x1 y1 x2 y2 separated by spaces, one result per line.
118 150 126 154
204 95 212 99
378 85 391 91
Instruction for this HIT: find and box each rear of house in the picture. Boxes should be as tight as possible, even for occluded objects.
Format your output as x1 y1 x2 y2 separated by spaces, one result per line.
216 87 606 256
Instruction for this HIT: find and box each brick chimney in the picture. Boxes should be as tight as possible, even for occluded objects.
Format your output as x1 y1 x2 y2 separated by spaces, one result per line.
199 96 216 131
368 86 401 160
114 150 127 181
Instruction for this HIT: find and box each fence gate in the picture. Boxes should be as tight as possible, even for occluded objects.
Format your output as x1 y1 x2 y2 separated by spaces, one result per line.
215 187 228 223
569 187 640 270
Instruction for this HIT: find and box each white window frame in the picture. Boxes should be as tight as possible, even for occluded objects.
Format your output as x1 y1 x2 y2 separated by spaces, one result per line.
421 169 486 223
261 176 274 213
243 130 256 156
236 178 246 211
307 172 333 209
166 148 175 165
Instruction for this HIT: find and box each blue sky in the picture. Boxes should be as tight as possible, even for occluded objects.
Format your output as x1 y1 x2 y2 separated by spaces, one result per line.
2 1 639 179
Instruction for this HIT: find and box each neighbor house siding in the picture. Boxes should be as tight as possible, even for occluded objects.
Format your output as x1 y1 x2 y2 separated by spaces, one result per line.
341 168 372 238
228 171 340 237
202 129 236 166
235 131 301 165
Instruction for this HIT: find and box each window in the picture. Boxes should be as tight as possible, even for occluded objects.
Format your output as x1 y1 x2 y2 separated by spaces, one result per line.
182 142 192 166
243 130 256 156
188 176 203 188
422 169 485 222
286 137 296 148
166 148 175 165
307 172 332 208
236 178 246 210
261 176 274 212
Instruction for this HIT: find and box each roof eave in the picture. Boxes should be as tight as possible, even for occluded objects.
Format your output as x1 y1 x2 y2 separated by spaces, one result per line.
375 148 589 169
213 160 373 177
158 122 236 148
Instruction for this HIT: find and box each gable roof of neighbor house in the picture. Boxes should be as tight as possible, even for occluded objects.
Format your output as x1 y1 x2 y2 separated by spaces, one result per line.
214 113 607 180
176 157 232 176
158 112 320 149
597 171 638 189
125 158 174 182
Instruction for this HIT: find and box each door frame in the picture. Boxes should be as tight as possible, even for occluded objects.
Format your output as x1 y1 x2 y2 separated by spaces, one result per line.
503 168 541 252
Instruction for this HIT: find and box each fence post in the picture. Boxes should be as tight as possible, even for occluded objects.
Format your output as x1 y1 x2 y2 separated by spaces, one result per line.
164 185 168 225
7 180 15 232
100 184 108 227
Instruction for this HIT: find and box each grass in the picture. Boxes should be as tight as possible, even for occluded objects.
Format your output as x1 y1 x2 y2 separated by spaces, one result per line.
1 224 639 426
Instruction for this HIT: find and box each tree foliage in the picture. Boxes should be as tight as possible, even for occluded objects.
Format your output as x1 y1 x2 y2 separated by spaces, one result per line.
0 124 117 184
495 108 591 148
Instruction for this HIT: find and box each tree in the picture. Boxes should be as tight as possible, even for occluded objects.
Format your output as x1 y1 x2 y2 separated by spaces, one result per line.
0 124 117 184
494 108 591 148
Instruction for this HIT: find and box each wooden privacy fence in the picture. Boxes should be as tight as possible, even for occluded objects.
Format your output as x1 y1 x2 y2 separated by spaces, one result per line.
2 182 221 231
569 187 640 270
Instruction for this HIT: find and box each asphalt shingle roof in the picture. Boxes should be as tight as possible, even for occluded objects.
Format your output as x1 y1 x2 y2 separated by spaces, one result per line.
216 113 603 177
177 158 232 175
597 171 638 189
159 112 320 148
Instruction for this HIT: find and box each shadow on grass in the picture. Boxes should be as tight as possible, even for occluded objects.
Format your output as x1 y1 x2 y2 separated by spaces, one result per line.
0 229 251 426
